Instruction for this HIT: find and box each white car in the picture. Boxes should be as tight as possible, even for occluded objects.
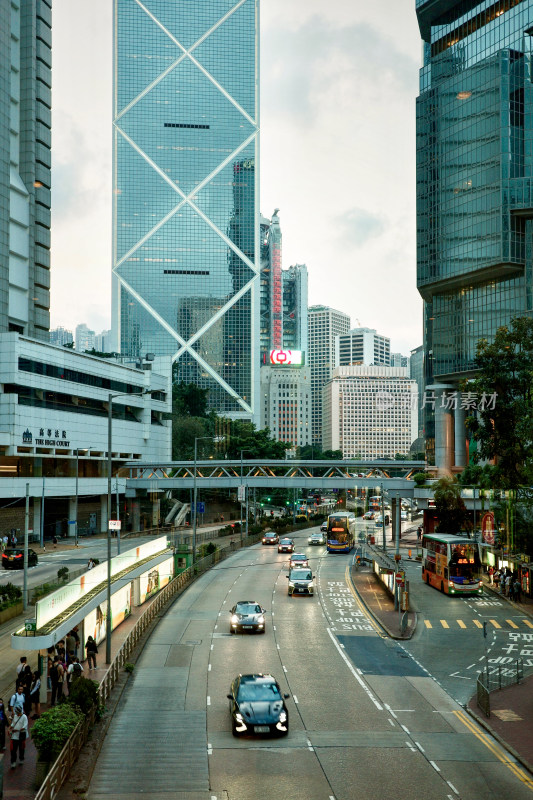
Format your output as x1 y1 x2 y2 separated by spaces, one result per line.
401 511 408 520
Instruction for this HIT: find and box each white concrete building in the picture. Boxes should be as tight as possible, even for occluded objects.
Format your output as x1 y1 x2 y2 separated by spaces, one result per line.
260 366 311 449
0 333 171 538
335 327 390 367
322 366 418 459
75 323 95 353
308 306 350 446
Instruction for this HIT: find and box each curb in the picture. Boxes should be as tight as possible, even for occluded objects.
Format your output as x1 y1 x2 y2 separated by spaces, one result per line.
465 705 533 776
347 566 418 641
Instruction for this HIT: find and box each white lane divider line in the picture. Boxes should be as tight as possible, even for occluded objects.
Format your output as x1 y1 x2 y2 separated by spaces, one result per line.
207 744 213 756
384 704 397 719
415 741 424 752
406 740 416 753
430 760 441 772
214 625 218 630
447 782 459 795
388 718 395 727
327 628 382 710
307 738 313 752
210 644 214 651
401 724 410 734
207 696 211 706
277 644 280 650
282 666 287 672
208 664 211 671
293 695 298 704
273 625 276 630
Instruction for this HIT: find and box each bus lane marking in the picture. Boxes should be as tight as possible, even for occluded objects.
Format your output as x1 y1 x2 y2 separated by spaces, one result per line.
490 619 502 629
473 620 483 628
327 627 382 710
507 620 519 629
440 620 450 629
523 620 533 629
457 620 466 629
424 620 432 629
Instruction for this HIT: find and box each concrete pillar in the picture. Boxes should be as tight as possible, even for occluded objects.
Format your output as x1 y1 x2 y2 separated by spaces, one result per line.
454 402 467 468
100 495 108 533
390 497 398 543
32 499 41 544
152 499 160 528
68 497 76 537
428 384 454 476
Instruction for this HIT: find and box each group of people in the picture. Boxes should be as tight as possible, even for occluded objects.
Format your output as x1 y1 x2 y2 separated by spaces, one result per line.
490 567 522 601
0 656 41 768
47 628 99 705
1 533 18 551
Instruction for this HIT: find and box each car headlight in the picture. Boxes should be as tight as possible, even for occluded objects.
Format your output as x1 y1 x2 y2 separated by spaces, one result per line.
288 582 295 588
278 711 287 723
308 582 314 589
235 713 243 721
257 615 265 624
231 615 239 624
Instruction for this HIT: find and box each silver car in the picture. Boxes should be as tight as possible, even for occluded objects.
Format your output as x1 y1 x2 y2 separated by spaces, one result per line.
308 532 325 545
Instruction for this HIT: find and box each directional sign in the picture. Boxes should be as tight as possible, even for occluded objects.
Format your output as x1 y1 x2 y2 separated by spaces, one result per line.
108 520 121 531
196 502 205 514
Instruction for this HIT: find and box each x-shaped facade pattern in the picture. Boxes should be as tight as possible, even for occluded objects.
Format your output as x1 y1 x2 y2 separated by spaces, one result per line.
113 0 259 417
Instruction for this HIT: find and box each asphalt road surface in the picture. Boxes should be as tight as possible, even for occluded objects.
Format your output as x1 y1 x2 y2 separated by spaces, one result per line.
87 528 533 800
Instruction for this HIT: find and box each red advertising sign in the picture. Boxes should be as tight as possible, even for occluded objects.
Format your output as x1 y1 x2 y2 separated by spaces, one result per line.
482 512 496 545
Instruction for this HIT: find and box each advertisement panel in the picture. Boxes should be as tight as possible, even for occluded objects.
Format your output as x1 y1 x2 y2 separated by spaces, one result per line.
269 349 304 366
138 557 173 605
36 536 167 629
482 512 496 545
83 584 132 647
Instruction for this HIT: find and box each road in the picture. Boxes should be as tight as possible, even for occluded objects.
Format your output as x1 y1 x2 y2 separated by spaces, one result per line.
88 526 533 800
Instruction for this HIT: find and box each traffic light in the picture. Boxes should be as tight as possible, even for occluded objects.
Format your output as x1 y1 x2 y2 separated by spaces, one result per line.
267 497 271 502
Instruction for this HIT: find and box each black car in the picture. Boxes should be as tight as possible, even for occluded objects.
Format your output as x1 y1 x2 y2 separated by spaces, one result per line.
2 548 38 569
277 538 294 553
227 674 289 737
230 601 266 634
262 532 279 545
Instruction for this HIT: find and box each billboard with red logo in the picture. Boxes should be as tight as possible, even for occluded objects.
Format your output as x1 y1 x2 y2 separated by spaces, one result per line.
267 349 304 366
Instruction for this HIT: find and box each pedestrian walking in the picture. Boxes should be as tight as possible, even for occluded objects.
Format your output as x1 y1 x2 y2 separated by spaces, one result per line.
417 526 422 541
67 657 83 686
85 636 98 670
2 535 7 551
65 632 76 662
9 686 25 718
488 566 494 585
514 578 522 603
0 698 8 750
505 572 512 597
52 535 57 549
29 672 41 719
20 665 32 715
8 705 28 768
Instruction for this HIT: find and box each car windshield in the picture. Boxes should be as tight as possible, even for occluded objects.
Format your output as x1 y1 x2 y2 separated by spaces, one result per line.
5 550 22 556
292 554 306 560
238 681 281 702
281 539 292 544
236 604 261 614
291 569 312 580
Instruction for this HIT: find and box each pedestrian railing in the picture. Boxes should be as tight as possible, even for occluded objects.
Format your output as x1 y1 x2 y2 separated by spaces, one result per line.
476 659 524 718
33 533 260 800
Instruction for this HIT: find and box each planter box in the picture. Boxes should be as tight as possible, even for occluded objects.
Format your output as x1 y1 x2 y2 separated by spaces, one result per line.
0 600 23 624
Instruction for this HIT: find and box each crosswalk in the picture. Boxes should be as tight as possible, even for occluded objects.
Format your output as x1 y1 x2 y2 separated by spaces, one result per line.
424 618 533 630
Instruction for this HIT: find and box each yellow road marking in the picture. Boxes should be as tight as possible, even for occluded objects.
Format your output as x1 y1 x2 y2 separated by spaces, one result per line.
454 710 533 789
490 619 501 629
440 620 449 628
523 619 533 629
507 620 519 629
473 620 483 628
457 620 466 629
424 620 432 629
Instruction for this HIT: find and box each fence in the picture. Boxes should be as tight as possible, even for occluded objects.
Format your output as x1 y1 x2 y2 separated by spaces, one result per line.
476 659 524 717
33 532 261 800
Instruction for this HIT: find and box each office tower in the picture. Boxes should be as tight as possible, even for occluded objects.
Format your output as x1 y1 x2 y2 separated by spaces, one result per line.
335 327 390 367
322 366 418 459
416 0 533 471
308 306 350 446
390 353 410 369
410 344 424 439
75 323 95 353
94 329 112 352
260 366 311 448
259 210 308 357
50 326 73 347
0 0 51 339
112 0 260 419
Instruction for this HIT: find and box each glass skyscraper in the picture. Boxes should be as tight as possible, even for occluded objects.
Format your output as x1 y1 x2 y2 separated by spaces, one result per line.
416 0 533 467
112 0 260 419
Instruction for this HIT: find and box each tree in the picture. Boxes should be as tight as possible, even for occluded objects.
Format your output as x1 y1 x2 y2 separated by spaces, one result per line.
223 420 289 459
172 380 210 418
433 476 470 534
172 416 212 460
297 445 343 460
466 317 533 488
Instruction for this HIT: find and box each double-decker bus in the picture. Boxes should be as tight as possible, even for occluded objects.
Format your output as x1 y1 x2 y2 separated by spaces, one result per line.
326 512 356 553
422 534 483 595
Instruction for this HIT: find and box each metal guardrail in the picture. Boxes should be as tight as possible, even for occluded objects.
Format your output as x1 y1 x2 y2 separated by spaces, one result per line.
33 533 260 800
476 659 524 717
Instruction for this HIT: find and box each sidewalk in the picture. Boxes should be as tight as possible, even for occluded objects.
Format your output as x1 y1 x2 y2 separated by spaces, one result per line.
350 525 533 775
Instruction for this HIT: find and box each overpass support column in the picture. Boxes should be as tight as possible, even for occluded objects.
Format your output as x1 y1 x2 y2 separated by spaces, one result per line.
68 497 76 537
100 495 108 533
32 499 41 544
428 384 454 476
454 402 467 468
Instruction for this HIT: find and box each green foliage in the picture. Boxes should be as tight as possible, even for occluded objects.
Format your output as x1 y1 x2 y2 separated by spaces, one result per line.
66 676 99 715
297 445 343 459
223 420 289 459
466 316 533 488
57 567 69 583
172 379 210 417
413 472 430 487
433 476 470 534
198 541 217 558
124 663 135 674
31 704 83 763
457 463 496 489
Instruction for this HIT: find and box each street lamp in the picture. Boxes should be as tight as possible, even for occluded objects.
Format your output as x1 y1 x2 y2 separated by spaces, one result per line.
192 436 223 564
106 388 149 664
74 447 91 548
240 450 253 544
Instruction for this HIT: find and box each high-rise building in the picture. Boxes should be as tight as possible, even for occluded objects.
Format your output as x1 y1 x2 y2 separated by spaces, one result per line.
259 210 308 358
390 352 410 370
322 366 418 459
260 366 311 449
75 323 95 353
50 326 73 347
308 306 350 446
112 0 260 420
416 0 533 470
410 345 424 439
335 327 390 368
0 0 51 340
94 329 112 352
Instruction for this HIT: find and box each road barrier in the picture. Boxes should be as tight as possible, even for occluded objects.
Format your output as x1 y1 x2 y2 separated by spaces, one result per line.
34 533 261 800
476 658 524 717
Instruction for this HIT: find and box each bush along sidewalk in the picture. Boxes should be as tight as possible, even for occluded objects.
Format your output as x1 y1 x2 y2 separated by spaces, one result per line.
0 582 22 611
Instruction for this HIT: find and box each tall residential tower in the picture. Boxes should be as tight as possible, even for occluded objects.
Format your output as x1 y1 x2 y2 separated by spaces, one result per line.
416 0 533 470
112 0 260 419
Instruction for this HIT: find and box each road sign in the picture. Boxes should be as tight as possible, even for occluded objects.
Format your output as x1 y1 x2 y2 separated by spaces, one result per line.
25 619 36 632
395 572 405 587
108 520 121 531
237 485 246 502
196 502 205 514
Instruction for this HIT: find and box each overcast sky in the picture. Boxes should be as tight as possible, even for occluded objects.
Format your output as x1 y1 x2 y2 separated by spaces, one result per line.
51 0 422 355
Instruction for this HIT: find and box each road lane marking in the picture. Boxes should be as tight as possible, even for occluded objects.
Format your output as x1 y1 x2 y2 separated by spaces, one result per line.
415 741 424 752
455 710 533 788
282 666 287 672
293 695 298 704
447 781 459 795
388 718 395 726
401 724 410 734
490 619 501 629
524 620 533 628
214 625 217 630
424 620 432 629
277 644 280 650
507 620 519 629
208 664 211 671
207 696 211 706
430 760 440 772
440 620 449 628
473 620 483 628
327 628 382 710
457 620 466 629
384 704 397 719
